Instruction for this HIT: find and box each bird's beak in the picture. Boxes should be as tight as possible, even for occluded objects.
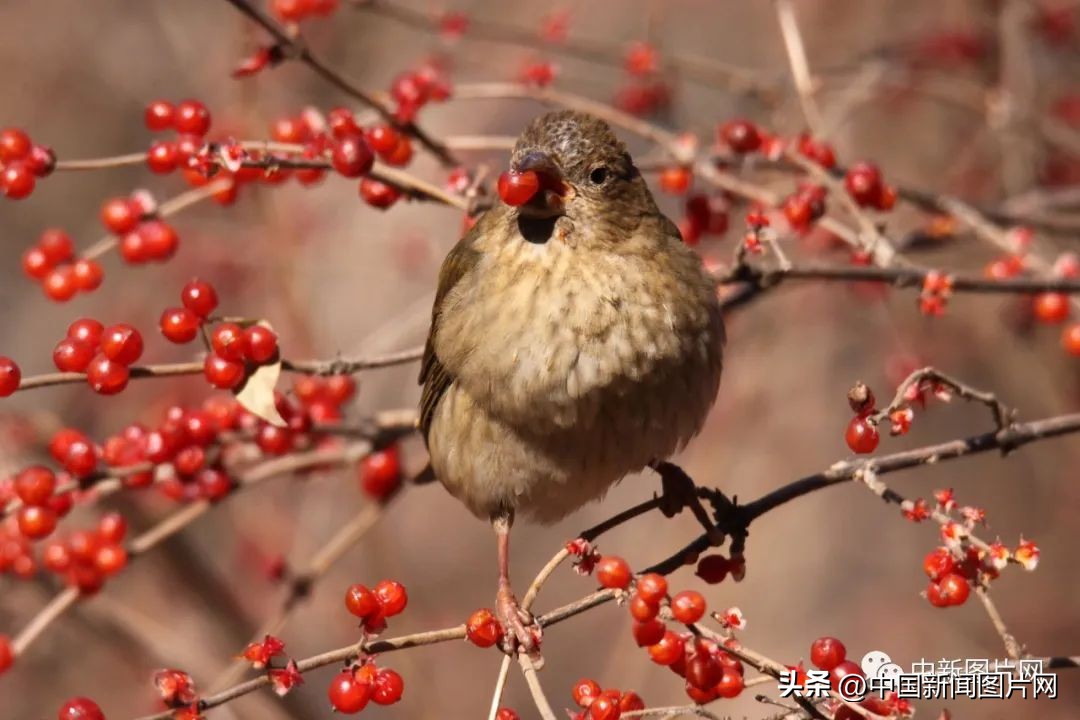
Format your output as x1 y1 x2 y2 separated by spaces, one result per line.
513 151 574 219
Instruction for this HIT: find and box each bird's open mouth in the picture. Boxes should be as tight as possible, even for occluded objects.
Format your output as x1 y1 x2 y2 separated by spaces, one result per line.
513 151 573 219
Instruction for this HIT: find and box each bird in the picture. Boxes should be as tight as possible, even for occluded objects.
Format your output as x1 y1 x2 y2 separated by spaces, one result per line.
419 109 724 651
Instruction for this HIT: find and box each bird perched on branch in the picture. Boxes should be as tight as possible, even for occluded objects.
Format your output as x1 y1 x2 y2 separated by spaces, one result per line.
419 110 724 652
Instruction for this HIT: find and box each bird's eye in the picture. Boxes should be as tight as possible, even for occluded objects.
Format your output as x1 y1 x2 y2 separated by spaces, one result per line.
589 166 609 184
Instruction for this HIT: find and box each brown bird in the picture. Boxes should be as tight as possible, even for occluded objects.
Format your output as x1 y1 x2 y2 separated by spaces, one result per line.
419 110 724 650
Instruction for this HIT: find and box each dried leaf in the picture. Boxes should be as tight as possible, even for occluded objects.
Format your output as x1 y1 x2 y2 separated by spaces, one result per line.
234 321 286 427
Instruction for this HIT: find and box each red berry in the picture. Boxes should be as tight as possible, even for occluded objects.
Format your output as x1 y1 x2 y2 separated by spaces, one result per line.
686 650 723 691
719 120 762 153
43 266 78 302
53 339 95 373
181 279 219 318
844 162 883 207
256 424 293 455
175 99 211 135
0 635 11 674
272 0 307 22
325 375 356 404
618 692 645 712
1 163 35 199
100 324 143 365
57 697 105 720
0 127 31 162
366 125 402 155
845 415 879 454
119 231 150 264
635 573 667 603
497 170 540 206
39 229 74 264
381 137 413 167
0 356 21 396
829 660 864 692
18 505 58 539
359 178 402 209
632 618 666 647
203 354 246 390
658 166 691 195
67 318 104 346
628 593 659 622
935 572 971 606
27 144 57 177
22 246 52 280
15 466 56 505
86 355 130 394
94 543 128 575
372 668 404 705
144 100 176 131
326 108 360 138
923 547 956 581
715 667 745 698
1062 323 1080 356
327 670 372 714
465 608 503 648
198 468 233 501
98 512 127 544
331 134 375 178
374 579 407 616
495 709 520 720
72 260 104 292
571 678 601 707
670 590 706 624
210 323 246 361
69 530 99 562
1034 292 1070 323
61 438 97 477
648 630 686 666
160 308 200 344
345 583 380 619
147 141 179 174
595 555 632 589
100 197 141 235
139 220 180 261
359 446 402 501
242 325 279 364
810 636 846 671
586 694 619 720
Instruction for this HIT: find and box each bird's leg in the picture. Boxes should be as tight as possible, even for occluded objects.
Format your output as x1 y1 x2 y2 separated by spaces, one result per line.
651 460 725 545
492 511 538 655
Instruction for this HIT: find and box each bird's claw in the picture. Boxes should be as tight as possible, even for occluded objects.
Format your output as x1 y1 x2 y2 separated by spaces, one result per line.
655 460 695 517
496 582 542 663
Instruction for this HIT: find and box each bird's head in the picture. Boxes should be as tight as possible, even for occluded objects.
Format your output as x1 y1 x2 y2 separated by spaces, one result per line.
507 110 656 225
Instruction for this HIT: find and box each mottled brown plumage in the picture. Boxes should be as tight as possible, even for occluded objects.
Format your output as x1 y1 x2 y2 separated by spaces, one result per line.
418 110 724 650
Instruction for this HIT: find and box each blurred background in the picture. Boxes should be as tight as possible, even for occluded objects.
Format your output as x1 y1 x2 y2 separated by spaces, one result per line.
1 0 1078 718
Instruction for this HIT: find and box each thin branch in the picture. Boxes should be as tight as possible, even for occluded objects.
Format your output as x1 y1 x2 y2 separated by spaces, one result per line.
518 653 558 720
13 345 423 394
219 0 457 166
774 0 824 134
869 367 1013 432
486 655 513 720
975 586 1024 660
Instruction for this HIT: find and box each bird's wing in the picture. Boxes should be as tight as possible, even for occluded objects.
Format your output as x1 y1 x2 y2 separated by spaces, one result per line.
418 220 483 445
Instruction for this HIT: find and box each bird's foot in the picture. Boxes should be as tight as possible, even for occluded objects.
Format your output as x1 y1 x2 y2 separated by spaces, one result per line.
496 581 542 662
653 460 726 545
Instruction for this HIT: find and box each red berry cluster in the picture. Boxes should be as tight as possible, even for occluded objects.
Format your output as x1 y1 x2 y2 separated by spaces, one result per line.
142 98 214 176
678 194 729 246
358 445 402 501
5 464 76 542
344 579 408 634
271 0 339 23
388 60 451 123
37 513 129 595
328 661 404 713
21 229 104 301
51 319 143 394
569 678 645 720
844 383 880 454
843 162 897 211
1 126 55 200
612 41 670 117
919 270 954 316
782 183 827 231
240 634 286 669
590 556 747 705
292 374 356 423
518 58 558 87
154 667 197 709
